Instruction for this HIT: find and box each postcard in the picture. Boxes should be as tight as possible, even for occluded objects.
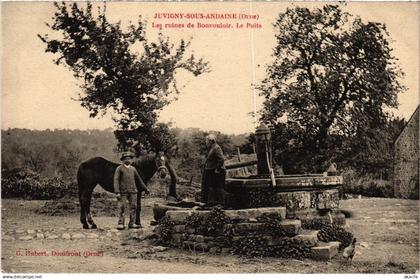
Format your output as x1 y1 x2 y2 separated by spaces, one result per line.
1 1 419 276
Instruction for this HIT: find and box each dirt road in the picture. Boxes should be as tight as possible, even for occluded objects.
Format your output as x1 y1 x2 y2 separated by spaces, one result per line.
1 197 419 273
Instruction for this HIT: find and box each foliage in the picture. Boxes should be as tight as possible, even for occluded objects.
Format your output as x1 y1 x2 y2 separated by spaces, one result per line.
39 2 209 151
155 215 175 245
248 189 276 208
318 224 354 250
231 235 269 257
342 169 394 198
301 218 332 230
302 219 354 250
259 5 405 173
268 237 312 259
239 133 256 154
1 169 70 200
171 128 236 182
230 213 310 258
184 207 230 236
1 128 118 180
1 127 239 193
256 213 290 236
205 207 231 235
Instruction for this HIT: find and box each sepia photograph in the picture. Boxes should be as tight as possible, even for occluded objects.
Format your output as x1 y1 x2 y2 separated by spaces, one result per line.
1 1 419 275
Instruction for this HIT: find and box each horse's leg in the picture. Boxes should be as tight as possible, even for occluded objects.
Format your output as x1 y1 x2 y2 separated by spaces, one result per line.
86 188 97 229
135 192 142 226
79 189 90 229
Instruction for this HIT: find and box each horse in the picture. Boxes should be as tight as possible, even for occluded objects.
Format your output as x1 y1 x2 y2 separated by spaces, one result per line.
76 153 177 229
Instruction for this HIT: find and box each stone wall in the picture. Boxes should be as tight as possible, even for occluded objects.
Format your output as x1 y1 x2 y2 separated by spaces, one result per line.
155 207 349 260
394 106 419 199
224 188 340 212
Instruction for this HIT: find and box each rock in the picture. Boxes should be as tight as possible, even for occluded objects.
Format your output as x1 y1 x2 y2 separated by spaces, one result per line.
71 233 85 240
195 235 204 243
85 233 99 239
27 229 36 234
110 229 119 233
61 233 71 240
15 229 25 234
165 210 193 223
171 233 184 243
274 192 312 211
36 229 43 233
313 190 340 209
106 232 112 238
193 242 209 251
279 220 302 235
46 234 59 240
209 247 221 254
225 207 286 221
19 202 25 206
153 246 168 252
234 223 266 233
36 233 45 239
19 235 33 241
311 241 340 260
359 242 369 248
221 248 231 254
294 230 319 246
173 225 186 233
183 241 194 249
397 240 403 244
154 204 187 222
216 236 225 242
2 235 15 241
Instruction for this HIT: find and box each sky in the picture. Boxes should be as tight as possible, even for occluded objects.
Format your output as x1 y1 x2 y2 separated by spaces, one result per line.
1 2 419 135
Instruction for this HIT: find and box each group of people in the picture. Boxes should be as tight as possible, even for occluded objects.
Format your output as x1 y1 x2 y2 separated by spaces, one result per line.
114 134 226 229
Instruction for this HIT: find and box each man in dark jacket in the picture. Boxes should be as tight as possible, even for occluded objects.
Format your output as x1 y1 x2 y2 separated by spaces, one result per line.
201 134 226 205
114 151 149 229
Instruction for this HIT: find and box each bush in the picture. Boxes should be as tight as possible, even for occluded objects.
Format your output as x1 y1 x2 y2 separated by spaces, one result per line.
1 168 70 200
342 169 394 198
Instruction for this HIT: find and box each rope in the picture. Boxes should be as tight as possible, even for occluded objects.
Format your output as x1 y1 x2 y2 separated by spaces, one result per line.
249 1 258 129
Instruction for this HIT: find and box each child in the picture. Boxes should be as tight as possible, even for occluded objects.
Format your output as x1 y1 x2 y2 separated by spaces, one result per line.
114 151 149 229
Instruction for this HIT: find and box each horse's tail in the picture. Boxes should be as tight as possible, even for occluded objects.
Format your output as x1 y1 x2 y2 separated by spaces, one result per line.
76 163 83 197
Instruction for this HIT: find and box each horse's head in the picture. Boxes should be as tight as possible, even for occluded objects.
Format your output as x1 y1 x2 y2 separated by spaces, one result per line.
155 151 169 179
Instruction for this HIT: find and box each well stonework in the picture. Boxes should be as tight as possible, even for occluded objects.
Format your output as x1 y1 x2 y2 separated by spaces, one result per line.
155 206 349 260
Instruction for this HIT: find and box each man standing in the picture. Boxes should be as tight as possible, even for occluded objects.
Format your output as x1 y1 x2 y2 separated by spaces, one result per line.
201 134 226 205
114 151 149 229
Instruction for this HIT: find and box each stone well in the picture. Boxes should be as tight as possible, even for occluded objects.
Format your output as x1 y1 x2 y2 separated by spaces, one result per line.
153 124 351 260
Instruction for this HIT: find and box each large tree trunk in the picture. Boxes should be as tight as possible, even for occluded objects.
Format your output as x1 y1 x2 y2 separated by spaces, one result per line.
318 125 329 150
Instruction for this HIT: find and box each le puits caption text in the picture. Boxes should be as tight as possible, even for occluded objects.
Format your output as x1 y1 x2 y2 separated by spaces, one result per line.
152 12 262 29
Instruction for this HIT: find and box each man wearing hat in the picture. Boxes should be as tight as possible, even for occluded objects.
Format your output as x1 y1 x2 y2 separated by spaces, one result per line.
114 151 150 229
201 134 226 205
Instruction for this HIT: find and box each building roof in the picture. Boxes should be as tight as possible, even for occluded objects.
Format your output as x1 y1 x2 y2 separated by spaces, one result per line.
394 105 420 146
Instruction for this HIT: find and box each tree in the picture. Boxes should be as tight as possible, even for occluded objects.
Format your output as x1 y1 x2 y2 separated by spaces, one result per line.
39 2 209 152
259 5 405 172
